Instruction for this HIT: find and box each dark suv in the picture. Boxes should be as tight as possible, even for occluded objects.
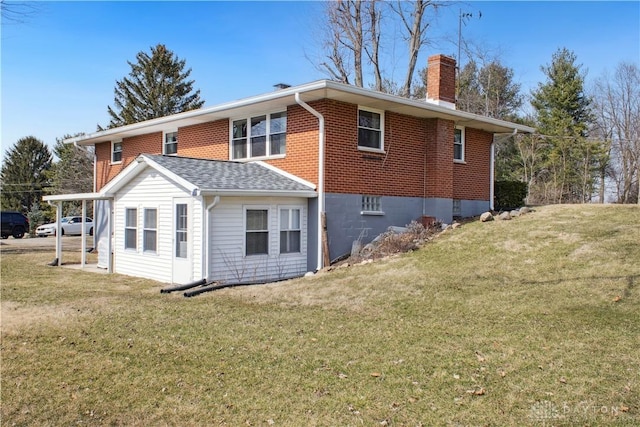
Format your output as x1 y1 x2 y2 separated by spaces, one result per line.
1 211 29 239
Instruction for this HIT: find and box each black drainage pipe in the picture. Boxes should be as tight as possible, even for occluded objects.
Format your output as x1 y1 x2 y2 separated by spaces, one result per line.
184 281 260 297
160 278 207 293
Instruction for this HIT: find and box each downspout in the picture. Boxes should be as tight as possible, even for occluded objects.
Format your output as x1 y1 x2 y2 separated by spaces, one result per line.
294 93 325 271
203 195 220 280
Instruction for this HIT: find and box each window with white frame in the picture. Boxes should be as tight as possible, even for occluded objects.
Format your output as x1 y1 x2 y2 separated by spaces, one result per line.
112 140 123 163
231 112 286 160
164 131 178 155
358 107 383 151
279 208 301 254
361 195 382 214
143 208 157 253
124 208 137 250
454 126 465 162
245 209 269 255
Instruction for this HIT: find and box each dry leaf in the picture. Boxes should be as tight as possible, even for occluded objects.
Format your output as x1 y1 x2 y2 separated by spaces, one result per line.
466 387 485 395
370 372 381 377
559 377 567 384
613 295 622 302
475 351 486 362
620 405 629 412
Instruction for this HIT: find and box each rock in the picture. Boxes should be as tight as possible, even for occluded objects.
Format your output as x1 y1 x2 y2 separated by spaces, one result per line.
452 222 461 229
498 211 512 220
480 212 493 222
520 206 531 214
510 210 521 217
304 271 315 278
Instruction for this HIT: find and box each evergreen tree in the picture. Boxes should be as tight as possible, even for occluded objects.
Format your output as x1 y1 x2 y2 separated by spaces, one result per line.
0 136 52 212
47 135 94 216
531 48 596 203
105 44 204 128
457 60 522 120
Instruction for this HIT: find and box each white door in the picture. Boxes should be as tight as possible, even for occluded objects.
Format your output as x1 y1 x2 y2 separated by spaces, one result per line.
172 198 192 284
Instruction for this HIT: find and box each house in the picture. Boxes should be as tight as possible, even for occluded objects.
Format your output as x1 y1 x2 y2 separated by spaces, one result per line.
47 54 534 285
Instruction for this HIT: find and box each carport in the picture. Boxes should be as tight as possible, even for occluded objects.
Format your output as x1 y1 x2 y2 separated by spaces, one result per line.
42 193 113 272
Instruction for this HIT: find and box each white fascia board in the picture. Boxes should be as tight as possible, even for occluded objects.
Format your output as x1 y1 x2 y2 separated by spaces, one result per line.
65 79 534 146
65 81 332 146
98 154 198 196
43 192 111 202
254 161 316 190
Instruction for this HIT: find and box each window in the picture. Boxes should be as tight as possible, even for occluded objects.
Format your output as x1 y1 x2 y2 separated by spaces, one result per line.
231 112 287 160
112 140 123 163
246 209 269 255
124 208 137 250
361 195 382 214
143 208 157 253
358 108 383 151
454 126 465 162
175 204 188 258
280 208 301 254
452 199 462 217
164 131 178 155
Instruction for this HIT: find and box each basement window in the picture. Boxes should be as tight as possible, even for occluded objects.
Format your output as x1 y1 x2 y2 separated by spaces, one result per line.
361 195 384 215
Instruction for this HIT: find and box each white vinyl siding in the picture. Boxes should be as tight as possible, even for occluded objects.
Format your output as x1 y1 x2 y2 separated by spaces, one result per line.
209 197 308 284
113 168 203 283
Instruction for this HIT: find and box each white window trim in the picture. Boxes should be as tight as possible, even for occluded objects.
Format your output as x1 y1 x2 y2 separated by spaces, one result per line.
243 205 270 257
111 140 123 165
142 207 158 254
454 126 466 163
163 129 178 156
278 206 303 255
229 111 287 161
124 207 137 251
357 106 385 153
360 195 384 216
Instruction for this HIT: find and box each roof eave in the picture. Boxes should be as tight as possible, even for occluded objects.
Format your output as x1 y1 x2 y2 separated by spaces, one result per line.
200 189 318 198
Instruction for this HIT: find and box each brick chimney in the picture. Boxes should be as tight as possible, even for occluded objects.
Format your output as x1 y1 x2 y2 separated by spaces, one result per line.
426 54 456 109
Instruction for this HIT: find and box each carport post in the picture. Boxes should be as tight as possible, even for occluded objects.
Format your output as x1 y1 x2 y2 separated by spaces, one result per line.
81 200 87 268
55 201 62 266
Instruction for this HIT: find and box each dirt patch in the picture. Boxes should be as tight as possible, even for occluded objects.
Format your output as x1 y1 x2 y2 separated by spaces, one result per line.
0 301 80 335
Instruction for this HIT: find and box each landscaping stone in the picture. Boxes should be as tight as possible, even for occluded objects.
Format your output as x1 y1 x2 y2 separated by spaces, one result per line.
480 212 494 222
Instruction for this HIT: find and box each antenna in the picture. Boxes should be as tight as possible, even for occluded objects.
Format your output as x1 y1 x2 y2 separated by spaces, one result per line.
456 9 482 98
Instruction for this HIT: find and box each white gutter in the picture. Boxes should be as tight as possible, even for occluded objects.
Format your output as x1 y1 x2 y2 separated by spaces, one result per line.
294 92 325 271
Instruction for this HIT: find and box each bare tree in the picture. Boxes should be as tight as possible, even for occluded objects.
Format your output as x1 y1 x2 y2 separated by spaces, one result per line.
320 0 365 87
0 0 39 24
363 0 383 91
592 62 640 203
390 1 439 98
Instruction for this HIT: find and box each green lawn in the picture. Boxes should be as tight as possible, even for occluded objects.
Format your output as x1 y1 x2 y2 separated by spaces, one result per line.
1 204 639 426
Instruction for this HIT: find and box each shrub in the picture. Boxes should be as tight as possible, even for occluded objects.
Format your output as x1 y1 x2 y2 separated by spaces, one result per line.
495 180 528 211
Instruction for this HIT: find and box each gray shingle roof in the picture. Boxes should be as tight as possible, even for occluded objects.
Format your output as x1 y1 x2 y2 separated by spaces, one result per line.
143 154 315 193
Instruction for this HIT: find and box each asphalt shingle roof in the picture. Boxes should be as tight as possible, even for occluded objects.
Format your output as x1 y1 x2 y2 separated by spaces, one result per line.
143 154 315 193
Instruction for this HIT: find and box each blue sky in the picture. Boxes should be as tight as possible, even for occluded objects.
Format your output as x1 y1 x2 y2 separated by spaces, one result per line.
2 1 639 161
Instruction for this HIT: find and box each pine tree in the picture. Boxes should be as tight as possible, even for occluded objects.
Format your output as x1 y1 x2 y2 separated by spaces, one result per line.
531 48 596 203
46 135 94 216
105 44 204 128
1 136 52 212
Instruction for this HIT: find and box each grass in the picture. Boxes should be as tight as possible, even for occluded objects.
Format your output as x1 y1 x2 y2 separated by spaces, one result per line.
1 204 639 426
